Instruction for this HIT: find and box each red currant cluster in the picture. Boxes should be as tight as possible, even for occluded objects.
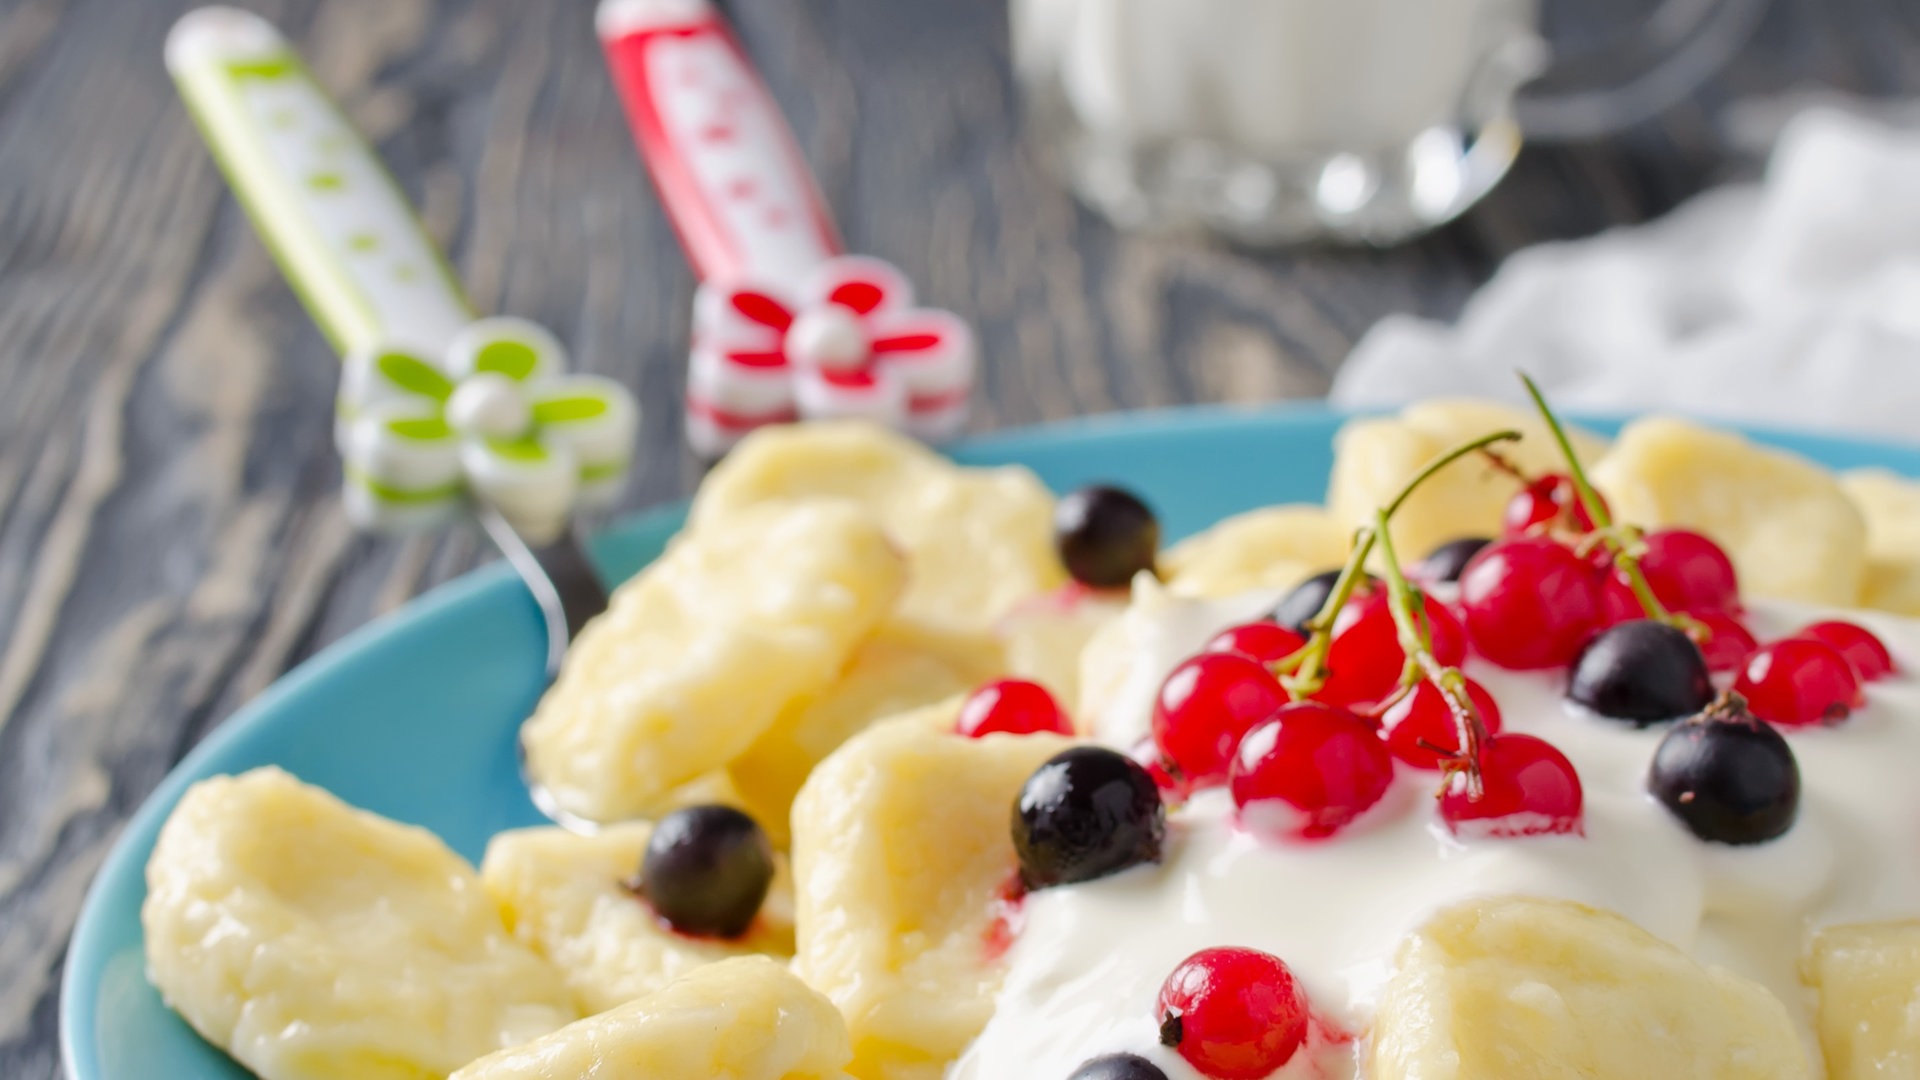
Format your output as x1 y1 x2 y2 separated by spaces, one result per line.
1147 597 1583 843
1128 426 1587 844
1460 505 1739 672
1467 473 1893 727
1732 620 1892 726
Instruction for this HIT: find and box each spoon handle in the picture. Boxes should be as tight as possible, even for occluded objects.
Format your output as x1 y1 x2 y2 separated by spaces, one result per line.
168 7 632 666
166 6 472 359
597 0 843 286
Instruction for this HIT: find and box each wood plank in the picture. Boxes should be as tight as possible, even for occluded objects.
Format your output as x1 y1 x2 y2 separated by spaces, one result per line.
0 0 1913 1074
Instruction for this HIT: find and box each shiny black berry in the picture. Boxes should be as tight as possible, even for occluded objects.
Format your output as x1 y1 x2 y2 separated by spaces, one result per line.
1419 537 1492 584
1273 569 1376 632
1568 619 1713 725
635 805 774 938
1056 486 1161 588
1069 1053 1169 1080
1014 746 1165 889
1649 695 1800 845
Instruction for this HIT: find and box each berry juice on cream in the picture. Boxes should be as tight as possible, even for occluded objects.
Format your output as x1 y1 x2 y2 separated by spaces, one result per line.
952 580 1920 1079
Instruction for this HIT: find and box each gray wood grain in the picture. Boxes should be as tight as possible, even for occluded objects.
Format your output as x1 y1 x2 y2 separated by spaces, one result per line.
0 0 1914 1075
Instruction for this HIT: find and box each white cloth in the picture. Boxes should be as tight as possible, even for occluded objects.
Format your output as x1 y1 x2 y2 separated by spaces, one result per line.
1330 107 1920 442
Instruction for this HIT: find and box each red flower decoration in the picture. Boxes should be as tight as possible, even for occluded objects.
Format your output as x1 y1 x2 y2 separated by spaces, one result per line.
686 256 974 455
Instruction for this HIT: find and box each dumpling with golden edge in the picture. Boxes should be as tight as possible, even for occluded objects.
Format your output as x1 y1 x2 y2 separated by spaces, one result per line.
449 956 854 1080
1327 399 1611 568
1840 469 1920 615
688 421 1066 633
1159 504 1352 599
1805 919 1920 1078
522 499 907 824
790 703 1074 1080
1369 896 1811 1080
726 619 1007 846
143 768 575 1080
478 822 796 1015
1591 417 1866 605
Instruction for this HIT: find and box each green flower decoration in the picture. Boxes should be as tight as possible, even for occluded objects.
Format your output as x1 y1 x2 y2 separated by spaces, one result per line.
336 317 638 541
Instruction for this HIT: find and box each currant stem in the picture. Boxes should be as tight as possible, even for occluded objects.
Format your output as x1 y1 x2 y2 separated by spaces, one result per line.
1281 429 1523 698
1283 527 1376 698
1517 373 1674 624
1477 446 1530 482
1373 508 1488 799
1385 430 1524 519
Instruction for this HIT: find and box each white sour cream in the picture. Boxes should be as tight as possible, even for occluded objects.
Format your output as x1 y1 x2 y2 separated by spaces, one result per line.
953 584 1920 1080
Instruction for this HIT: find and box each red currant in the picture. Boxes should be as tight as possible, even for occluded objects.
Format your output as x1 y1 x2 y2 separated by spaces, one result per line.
1153 653 1288 787
1693 610 1757 673
1205 621 1307 666
957 679 1074 738
1157 947 1309 1080
1439 733 1583 839
1380 678 1504 771
1797 620 1895 682
1597 571 1643 626
1638 529 1740 614
1230 702 1395 841
1503 474 1603 536
1320 592 1466 708
1458 538 1603 670
1734 639 1863 727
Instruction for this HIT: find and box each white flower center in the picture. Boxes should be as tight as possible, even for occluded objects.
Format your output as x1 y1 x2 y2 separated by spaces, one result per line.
786 306 872 374
447 372 534 440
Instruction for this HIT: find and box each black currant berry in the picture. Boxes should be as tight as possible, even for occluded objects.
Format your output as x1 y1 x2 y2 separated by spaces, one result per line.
1419 537 1492 584
1069 1053 1169 1080
635 805 774 938
1273 569 1377 633
1014 746 1165 889
1568 620 1713 725
1649 696 1800 845
1056 486 1160 588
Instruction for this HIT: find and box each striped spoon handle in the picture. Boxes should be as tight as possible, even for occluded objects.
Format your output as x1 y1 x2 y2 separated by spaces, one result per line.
598 0 976 457
167 7 638 550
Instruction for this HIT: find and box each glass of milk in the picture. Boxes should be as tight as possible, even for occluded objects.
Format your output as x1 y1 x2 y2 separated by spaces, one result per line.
1013 0 1768 244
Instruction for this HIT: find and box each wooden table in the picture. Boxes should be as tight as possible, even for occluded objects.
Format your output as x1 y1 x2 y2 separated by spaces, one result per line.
1 0 1914 1074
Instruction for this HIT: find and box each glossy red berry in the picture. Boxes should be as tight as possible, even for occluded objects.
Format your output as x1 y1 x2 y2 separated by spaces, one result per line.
1380 678 1504 771
1693 610 1758 673
1638 529 1740 614
1458 538 1603 670
1157 947 1309 1080
1230 702 1395 841
1320 592 1466 708
1797 620 1895 682
1439 734 1584 839
1734 639 1864 727
1205 621 1307 666
1503 474 1602 536
1153 653 1288 787
957 679 1074 738
1597 572 1643 626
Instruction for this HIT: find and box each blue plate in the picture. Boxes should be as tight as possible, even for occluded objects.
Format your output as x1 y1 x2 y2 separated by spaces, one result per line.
59 404 1920 1079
